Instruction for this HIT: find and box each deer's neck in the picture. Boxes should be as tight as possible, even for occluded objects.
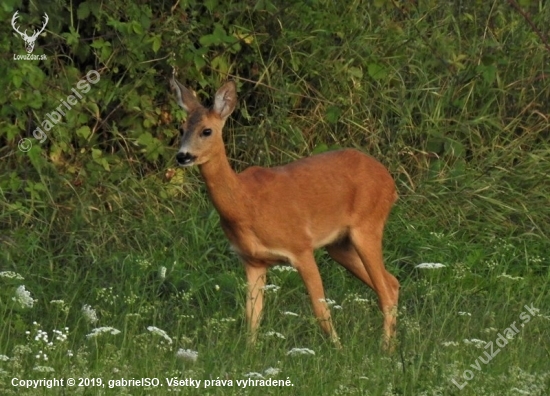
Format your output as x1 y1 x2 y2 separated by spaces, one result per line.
199 150 245 221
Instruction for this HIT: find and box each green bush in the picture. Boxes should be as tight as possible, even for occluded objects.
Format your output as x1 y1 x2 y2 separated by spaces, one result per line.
0 0 549 262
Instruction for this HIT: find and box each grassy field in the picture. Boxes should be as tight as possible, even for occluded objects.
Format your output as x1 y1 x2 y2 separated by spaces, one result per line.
2 0 550 394
1 164 549 395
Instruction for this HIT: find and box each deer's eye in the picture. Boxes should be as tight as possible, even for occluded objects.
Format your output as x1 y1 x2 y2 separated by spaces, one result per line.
201 128 212 137
179 127 185 136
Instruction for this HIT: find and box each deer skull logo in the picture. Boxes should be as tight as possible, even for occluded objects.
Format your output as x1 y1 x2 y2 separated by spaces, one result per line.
11 11 49 54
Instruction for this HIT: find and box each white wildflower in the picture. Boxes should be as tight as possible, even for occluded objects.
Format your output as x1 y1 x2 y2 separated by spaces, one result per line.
34 329 48 342
463 338 486 348
287 347 315 356
147 326 173 344
136 258 151 268
176 348 198 362
35 351 48 361
264 367 281 376
0 355 9 361
50 300 65 304
318 298 337 306
52 329 68 342
86 327 121 338
283 311 299 316
33 366 55 372
12 285 36 308
353 297 370 303
497 273 523 281
333 305 343 310
13 345 32 355
441 341 459 347
0 271 24 280
271 265 297 272
415 263 446 269
244 372 264 379
263 284 280 292
458 312 471 316
158 266 167 280
265 331 286 339
81 305 98 324
510 388 531 395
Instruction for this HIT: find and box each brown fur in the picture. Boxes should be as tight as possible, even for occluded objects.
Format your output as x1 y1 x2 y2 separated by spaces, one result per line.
171 79 400 348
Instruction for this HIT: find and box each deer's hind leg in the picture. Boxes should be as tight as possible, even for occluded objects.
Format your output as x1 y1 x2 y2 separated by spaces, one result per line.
347 227 399 349
326 236 375 290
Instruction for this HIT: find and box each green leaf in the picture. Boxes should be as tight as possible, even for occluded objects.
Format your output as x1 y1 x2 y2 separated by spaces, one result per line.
27 69 45 89
199 34 217 47
137 132 163 161
426 137 444 154
27 90 43 109
325 106 341 124
91 148 110 171
90 39 106 49
91 148 102 160
367 63 387 80
444 139 465 157
212 56 229 74
63 26 81 48
77 2 90 19
5 124 20 140
204 0 218 12
348 66 363 79
477 64 497 85
132 21 144 35
152 35 161 53
137 132 154 147
194 55 206 70
312 143 329 155
12 73 23 88
86 102 100 118
76 126 91 140
101 44 112 61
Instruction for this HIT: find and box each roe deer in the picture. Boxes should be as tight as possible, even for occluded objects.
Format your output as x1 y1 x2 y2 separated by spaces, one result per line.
171 78 399 348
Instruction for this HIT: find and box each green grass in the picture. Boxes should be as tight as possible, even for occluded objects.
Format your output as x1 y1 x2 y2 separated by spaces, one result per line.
1 168 549 395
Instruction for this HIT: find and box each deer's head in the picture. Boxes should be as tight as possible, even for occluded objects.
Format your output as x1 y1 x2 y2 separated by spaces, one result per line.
170 78 237 167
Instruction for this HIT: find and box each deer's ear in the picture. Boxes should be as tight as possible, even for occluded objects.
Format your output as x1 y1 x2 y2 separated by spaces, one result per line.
213 81 237 121
170 78 201 113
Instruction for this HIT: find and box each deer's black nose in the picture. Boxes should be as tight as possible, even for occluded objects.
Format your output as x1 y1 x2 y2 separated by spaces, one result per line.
176 152 196 166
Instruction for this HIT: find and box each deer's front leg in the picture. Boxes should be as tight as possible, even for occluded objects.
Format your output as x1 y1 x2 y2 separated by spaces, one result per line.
293 252 342 348
244 262 267 344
